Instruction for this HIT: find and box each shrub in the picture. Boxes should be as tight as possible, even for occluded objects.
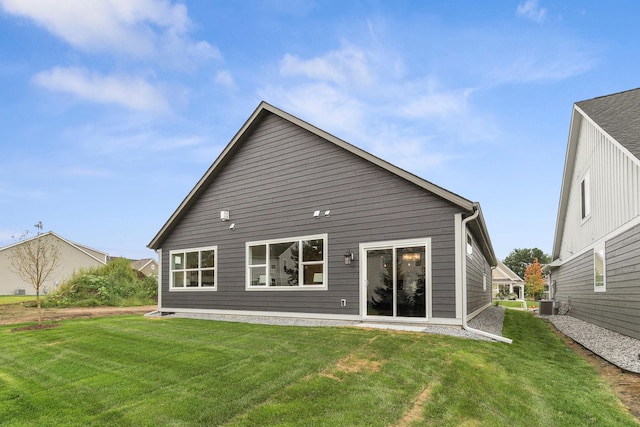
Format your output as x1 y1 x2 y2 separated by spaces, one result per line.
43 258 157 307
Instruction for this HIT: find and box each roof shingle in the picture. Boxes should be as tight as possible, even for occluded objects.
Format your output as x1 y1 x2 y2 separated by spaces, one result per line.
576 88 640 160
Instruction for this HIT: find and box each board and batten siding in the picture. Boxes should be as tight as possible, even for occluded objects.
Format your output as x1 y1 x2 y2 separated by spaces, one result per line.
159 111 463 318
553 222 640 340
559 115 640 261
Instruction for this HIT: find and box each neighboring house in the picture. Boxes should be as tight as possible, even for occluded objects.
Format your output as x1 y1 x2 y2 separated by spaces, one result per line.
129 258 159 278
547 88 640 340
492 261 524 300
0 231 108 295
148 102 498 330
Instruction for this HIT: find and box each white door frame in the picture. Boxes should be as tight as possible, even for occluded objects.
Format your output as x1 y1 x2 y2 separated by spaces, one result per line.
359 238 432 322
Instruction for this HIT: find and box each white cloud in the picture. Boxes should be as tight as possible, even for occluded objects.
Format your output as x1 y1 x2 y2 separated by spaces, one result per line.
517 0 547 23
260 43 498 177
32 67 168 112
62 119 210 162
0 0 219 62
260 82 366 142
489 41 596 83
214 70 236 90
280 46 374 86
396 79 473 120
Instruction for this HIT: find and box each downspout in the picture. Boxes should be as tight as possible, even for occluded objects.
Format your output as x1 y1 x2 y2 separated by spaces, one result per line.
461 206 513 344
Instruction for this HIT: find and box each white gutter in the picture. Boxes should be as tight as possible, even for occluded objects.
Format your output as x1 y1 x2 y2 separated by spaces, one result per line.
461 206 513 344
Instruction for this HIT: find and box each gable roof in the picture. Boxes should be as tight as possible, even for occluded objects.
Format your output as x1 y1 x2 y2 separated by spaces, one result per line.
575 88 640 161
0 231 108 265
492 261 523 283
129 258 156 271
148 101 496 264
552 88 640 259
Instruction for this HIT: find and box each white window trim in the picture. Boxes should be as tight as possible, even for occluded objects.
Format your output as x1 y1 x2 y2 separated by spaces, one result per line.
359 238 432 321
580 169 591 223
466 233 473 257
169 245 218 291
245 234 328 291
594 243 606 293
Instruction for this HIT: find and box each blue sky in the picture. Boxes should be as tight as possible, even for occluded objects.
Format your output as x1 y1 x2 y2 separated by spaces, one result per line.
0 0 638 261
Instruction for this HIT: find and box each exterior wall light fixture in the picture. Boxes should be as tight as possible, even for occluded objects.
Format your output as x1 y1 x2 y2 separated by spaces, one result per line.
344 249 354 265
220 210 230 221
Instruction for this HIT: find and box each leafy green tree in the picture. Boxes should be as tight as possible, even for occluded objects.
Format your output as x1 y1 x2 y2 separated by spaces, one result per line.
503 248 550 279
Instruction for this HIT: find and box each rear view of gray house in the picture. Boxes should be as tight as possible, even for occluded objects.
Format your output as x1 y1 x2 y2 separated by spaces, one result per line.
148 102 497 330
548 88 640 340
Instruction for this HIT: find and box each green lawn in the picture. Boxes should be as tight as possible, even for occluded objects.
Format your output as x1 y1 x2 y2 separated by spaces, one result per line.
1 311 636 426
495 300 526 308
0 295 36 305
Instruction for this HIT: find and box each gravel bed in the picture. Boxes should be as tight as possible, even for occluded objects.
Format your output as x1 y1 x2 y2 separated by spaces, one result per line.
160 305 508 342
547 314 640 374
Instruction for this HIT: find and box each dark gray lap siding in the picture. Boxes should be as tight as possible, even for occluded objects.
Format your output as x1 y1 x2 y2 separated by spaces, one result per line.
466 236 491 315
554 222 640 340
159 112 461 318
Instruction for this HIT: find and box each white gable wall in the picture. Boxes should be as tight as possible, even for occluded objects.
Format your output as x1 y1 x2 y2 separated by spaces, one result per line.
559 113 640 261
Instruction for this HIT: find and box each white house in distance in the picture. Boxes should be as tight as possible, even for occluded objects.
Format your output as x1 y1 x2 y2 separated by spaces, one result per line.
547 88 640 340
0 231 108 295
492 261 524 300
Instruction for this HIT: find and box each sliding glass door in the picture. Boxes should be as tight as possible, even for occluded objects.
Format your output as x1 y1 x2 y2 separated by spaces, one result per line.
365 243 427 318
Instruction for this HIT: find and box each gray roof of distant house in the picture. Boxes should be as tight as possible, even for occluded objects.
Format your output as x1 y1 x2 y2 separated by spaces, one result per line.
576 88 640 160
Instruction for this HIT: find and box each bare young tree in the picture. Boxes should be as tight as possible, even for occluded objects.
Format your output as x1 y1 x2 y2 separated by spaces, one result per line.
9 222 60 325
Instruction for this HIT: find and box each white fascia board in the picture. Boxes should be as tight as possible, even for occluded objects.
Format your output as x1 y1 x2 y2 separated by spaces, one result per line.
551 106 583 260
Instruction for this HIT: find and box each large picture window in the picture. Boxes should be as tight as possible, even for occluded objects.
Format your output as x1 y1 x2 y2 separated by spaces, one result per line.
170 246 217 290
246 234 327 290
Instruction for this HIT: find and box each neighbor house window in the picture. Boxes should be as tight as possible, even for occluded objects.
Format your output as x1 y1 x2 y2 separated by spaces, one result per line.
170 246 217 290
581 171 591 221
247 234 327 290
466 233 473 257
594 244 605 292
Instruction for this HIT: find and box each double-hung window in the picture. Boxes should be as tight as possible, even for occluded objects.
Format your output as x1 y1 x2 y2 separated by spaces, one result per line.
247 234 327 290
170 246 217 290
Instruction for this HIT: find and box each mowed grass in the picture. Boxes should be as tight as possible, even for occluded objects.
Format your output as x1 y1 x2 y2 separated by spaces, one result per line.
0 295 36 305
495 300 526 308
1 311 637 426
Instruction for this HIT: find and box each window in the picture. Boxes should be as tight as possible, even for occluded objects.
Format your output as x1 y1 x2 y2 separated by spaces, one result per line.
581 171 591 221
594 245 606 292
170 246 217 290
466 233 473 257
247 234 327 290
